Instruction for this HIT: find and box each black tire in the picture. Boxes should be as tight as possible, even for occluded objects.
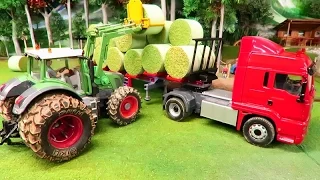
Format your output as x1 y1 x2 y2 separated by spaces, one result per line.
242 117 275 147
18 94 96 162
107 86 142 126
0 97 16 121
165 97 188 121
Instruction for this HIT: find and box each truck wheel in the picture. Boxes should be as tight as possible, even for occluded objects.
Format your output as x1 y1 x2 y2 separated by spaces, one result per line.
0 97 16 121
165 97 187 121
107 86 142 126
242 117 275 147
18 94 96 162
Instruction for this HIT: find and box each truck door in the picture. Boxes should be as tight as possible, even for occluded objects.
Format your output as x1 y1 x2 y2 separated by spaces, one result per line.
268 72 304 120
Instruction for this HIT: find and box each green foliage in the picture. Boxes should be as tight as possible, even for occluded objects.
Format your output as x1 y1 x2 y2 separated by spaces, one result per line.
0 13 12 37
50 12 67 43
300 0 320 18
72 11 86 38
0 0 25 9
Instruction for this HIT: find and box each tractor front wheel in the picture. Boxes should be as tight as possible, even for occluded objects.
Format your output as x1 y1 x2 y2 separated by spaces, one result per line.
0 97 16 121
18 93 96 162
107 86 142 126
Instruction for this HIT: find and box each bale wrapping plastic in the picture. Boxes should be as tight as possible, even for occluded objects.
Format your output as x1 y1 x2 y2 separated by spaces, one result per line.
142 44 171 74
106 47 125 72
168 19 204 46
164 45 215 79
147 21 173 44
8 56 28 72
111 34 147 53
134 4 165 35
124 49 144 76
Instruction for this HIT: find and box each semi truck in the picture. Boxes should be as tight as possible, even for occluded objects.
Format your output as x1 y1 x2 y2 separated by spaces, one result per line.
162 36 316 147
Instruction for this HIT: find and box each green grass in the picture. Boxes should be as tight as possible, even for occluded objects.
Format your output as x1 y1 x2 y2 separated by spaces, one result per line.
1 60 320 179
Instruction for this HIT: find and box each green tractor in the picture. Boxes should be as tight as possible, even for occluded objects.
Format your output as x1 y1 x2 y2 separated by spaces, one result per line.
0 25 143 161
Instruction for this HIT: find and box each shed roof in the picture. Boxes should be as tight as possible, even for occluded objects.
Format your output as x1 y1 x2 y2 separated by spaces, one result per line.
274 19 320 31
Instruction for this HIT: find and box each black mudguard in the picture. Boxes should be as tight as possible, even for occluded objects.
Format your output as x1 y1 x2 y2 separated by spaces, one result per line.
163 89 197 113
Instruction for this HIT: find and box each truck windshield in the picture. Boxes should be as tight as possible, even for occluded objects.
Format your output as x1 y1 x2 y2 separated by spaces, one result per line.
274 74 302 96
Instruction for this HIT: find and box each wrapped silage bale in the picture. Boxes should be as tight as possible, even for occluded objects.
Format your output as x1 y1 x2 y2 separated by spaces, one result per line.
106 47 125 72
142 44 171 74
111 34 147 53
124 49 144 76
168 19 204 46
164 45 216 79
147 21 173 44
134 4 165 35
8 56 28 72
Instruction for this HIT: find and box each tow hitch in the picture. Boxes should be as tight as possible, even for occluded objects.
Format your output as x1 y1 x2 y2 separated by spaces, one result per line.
0 121 23 145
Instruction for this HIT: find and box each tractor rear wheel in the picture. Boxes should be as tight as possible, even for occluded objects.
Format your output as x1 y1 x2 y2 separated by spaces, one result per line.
18 93 96 162
0 97 16 121
107 86 142 126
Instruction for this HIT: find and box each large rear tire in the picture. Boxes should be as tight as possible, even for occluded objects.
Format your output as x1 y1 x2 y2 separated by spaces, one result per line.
18 94 96 162
107 86 142 126
0 97 16 121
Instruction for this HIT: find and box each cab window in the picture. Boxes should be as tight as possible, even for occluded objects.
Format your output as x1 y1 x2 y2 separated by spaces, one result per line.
274 73 302 95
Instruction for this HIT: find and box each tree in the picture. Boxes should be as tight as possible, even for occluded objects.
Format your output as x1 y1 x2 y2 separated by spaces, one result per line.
0 0 26 55
16 13 30 50
25 4 36 49
28 0 65 46
72 11 86 48
84 0 89 28
50 12 67 48
161 0 167 20
0 14 12 57
61 0 78 48
170 0 176 21
89 0 111 24
234 0 272 36
300 0 320 18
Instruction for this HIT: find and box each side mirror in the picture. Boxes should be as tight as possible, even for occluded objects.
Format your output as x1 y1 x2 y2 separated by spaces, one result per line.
297 81 307 103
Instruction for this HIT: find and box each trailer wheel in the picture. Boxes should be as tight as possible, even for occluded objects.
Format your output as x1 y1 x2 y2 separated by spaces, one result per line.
242 117 275 147
107 86 142 126
0 97 16 121
18 93 96 162
165 97 187 121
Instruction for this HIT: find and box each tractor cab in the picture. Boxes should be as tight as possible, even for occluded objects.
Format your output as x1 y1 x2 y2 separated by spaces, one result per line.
25 48 87 94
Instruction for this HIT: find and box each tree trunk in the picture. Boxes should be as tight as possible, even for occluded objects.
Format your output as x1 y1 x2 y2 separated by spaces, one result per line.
11 19 22 55
23 39 27 49
80 39 83 49
101 3 108 24
43 11 53 46
211 17 218 55
161 0 167 20
3 41 9 57
217 4 225 68
25 5 36 49
59 41 62 48
84 0 89 28
170 0 176 21
67 0 74 48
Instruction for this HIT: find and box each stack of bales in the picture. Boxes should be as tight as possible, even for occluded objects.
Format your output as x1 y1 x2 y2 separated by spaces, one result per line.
99 4 215 79
106 4 166 74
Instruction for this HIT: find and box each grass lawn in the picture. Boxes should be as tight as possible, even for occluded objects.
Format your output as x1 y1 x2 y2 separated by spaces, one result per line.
1 59 320 180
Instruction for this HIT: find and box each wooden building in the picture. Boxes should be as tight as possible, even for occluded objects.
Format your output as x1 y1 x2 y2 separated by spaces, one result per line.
274 19 320 47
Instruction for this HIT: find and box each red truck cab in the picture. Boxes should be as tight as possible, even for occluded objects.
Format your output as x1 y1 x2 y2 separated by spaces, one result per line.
232 36 315 145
